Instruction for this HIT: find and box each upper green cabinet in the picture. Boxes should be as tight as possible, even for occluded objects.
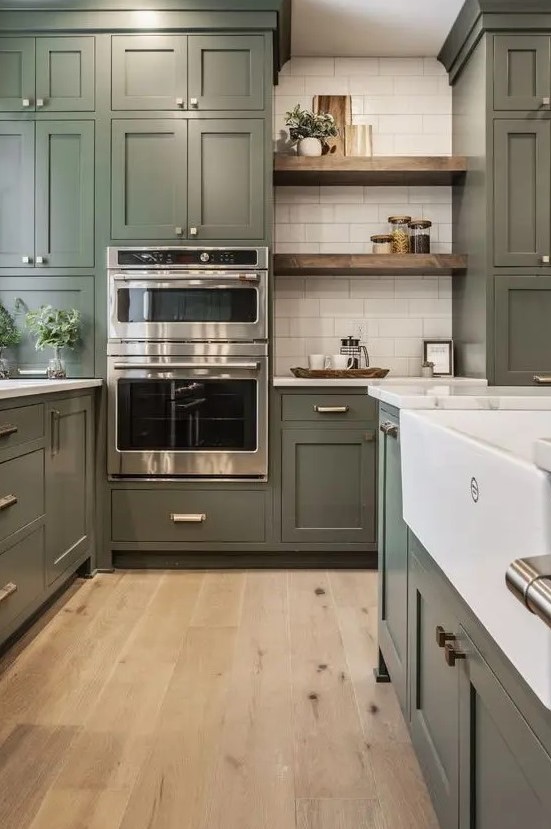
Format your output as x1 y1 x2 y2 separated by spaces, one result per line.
111 34 264 111
494 35 551 111
0 121 95 268
0 36 95 112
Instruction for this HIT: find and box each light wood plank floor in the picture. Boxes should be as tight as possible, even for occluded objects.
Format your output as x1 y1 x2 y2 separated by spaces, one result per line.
0 571 439 829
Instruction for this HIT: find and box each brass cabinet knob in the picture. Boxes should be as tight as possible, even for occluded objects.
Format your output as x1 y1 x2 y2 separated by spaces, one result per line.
0 582 17 605
436 626 455 648
445 643 466 667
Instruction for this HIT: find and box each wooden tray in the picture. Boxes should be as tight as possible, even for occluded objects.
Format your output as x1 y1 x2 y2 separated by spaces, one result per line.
291 367 389 379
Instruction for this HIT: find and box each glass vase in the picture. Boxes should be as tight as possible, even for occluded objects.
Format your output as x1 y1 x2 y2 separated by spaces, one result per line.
47 347 67 380
0 349 9 379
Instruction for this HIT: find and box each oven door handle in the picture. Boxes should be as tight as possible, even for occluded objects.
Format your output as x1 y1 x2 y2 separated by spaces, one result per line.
112 362 261 371
112 274 260 283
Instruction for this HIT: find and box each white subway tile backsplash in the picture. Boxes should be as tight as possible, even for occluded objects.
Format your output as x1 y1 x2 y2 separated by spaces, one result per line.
273 55 454 378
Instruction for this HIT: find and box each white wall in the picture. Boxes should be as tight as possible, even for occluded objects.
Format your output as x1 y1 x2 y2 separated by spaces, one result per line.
273 56 453 378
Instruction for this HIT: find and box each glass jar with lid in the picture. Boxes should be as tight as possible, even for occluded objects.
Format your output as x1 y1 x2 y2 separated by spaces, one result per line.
388 216 411 254
370 234 393 254
409 219 432 254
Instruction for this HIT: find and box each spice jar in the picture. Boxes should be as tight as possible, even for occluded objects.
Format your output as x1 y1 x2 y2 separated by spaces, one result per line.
409 219 432 254
388 216 411 254
371 234 393 254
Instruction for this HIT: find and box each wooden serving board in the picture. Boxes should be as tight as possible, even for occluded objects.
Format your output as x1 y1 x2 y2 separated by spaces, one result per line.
313 95 352 157
291 367 389 379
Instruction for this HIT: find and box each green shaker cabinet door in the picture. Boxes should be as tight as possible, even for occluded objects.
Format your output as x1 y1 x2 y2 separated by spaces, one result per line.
187 35 264 111
45 395 93 586
112 35 187 110
494 276 551 385
111 119 187 240
458 628 551 829
378 412 409 715
35 121 95 268
409 543 460 829
0 122 35 267
281 427 376 545
188 119 264 240
35 37 95 112
494 120 551 268
494 36 551 111
0 38 35 112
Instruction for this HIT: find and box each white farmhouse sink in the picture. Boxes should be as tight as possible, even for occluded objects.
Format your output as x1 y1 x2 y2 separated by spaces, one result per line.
400 409 551 709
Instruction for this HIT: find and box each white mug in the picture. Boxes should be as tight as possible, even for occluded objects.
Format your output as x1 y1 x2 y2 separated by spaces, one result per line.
308 354 326 370
326 354 354 370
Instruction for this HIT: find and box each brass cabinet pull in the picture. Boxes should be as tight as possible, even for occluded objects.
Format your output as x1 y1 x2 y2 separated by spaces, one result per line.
436 626 455 648
0 494 17 512
50 409 61 456
445 643 466 667
170 513 207 524
0 425 18 439
314 406 349 414
533 375 551 385
380 421 399 438
0 582 17 604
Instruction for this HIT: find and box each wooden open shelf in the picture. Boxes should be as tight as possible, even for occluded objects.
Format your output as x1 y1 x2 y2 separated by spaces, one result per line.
274 154 467 186
274 253 467 277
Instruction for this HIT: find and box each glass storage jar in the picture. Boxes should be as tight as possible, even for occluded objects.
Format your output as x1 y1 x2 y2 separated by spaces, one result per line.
409 219 432 254
388 216 411 254
371 234 393 254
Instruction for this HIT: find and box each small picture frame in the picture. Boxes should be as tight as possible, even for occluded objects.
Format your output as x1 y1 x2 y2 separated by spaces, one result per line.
423 339 454 377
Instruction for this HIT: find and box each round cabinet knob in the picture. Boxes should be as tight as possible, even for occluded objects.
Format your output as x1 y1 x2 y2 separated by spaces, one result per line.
176 98 185 108
190 98 199 108
200 252 210 263
22 98 31 108
36 98 45 108
189 227 198 237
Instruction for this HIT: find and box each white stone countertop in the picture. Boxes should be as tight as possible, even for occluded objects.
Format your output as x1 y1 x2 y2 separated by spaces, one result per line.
0 379 102 401
369 384 551 410
273 376 488 389
534 438 551 473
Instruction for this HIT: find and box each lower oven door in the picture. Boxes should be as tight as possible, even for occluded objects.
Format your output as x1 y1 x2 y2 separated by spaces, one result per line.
108 355 268 478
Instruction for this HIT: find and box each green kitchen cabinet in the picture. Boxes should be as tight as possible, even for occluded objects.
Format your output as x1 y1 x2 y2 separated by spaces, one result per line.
45 394 94 586
458 627 551 829
494 276 551 385
187 35 264 110
494 35 551 111
0 121 35 268
111 118 188 240
281 427 376 545
494 120 551 268
377 407 409 715
408 540 460 829
0 36 94 112
187 119 264 240
111 34 264 111
35 121 95 267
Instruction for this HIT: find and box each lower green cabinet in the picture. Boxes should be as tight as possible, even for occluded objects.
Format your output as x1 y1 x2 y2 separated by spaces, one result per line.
281 426 376 545
45 395 94 586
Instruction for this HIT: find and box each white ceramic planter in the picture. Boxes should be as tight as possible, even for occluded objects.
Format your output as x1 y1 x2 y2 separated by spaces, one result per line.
297 137 322 157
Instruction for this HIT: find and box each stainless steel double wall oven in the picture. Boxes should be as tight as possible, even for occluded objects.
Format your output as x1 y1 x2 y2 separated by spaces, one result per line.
107 247 269 479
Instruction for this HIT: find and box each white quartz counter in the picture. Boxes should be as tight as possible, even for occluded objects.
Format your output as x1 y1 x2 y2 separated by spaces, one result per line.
369 384 551 410
273 376 488 389
0 379 102 401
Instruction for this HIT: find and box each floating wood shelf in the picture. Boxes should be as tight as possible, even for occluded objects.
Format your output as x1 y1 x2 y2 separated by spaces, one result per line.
274 155 467 186
274 254 467 277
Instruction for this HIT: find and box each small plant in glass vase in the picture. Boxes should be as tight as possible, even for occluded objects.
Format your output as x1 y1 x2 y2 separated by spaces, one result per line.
284 104 339 157
0 303 21 379
26 305 81 380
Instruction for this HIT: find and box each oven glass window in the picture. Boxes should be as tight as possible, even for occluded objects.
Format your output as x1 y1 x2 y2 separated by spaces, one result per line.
117 379 257 451
117 288 258 324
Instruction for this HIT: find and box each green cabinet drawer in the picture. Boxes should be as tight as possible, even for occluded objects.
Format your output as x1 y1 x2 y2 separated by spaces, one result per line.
0 450 44 545
112 490 265 543
0 526 44 638
281 392 376 423
0 404 44 456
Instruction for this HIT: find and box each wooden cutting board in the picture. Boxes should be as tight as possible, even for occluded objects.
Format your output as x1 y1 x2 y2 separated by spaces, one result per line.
313 94 352 156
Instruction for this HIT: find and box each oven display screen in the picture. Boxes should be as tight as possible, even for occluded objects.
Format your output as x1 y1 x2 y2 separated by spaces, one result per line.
117 250 258 267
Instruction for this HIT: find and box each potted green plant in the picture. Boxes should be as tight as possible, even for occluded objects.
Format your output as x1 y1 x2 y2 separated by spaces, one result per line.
284 104 339 156
26 305 81 379
0 303 21 379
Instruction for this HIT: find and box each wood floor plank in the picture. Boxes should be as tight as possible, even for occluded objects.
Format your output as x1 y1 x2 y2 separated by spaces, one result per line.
296 798 388 829
200 572 296 829
335 605 409 745
328 571 378 610
119 626 238 829
370 743 440 829
28 787 130 829
288 571 376 799
190 572 246 628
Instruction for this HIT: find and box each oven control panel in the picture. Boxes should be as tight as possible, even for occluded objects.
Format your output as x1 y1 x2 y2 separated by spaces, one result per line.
116 249 259 267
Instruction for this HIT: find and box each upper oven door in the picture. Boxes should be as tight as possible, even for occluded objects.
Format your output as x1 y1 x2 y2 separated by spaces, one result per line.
109 271 267 342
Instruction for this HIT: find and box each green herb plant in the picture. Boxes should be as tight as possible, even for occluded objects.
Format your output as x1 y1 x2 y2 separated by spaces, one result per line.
0 303 22 350
26 305 81 351
284 104 339 144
